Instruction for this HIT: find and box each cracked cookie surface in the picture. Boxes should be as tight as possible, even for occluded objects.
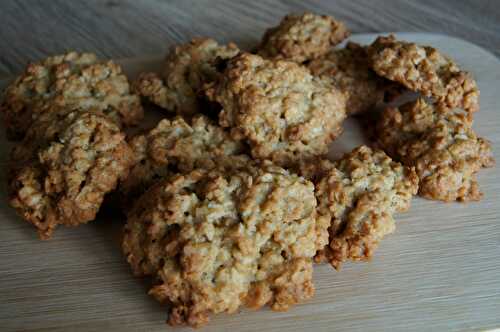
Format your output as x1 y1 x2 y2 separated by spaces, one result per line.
308 42 386 115
133 38 239 115
120 114 246 201
1 52 143 140
369 35 479 113
300 146 418 269
122 162 326 327
258 13 350 63
206 53 347 167
377 98 494 201
9 109 134 239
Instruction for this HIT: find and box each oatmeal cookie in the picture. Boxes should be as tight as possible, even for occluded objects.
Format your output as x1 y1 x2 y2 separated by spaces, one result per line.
369 35 479 113
308 42 386 115
1 52 143 140
120 114 246 200
302 146 418 269
9 108 134 239
133 38 239 115
206 53 347 167
377 98 495 202
257 13 350 63
122 162 326 327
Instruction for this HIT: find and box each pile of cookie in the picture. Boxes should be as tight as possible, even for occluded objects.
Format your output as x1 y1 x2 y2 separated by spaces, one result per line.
1 12 494 328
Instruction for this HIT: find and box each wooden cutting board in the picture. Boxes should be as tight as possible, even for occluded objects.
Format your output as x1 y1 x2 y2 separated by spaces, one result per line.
0 33 499 332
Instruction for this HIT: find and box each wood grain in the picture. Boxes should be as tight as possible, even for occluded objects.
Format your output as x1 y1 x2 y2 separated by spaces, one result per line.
0 0 499 79
0 33 499 332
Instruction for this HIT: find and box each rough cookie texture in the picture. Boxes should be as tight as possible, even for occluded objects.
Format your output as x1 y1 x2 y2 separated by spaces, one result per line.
9 109 134 239
133 38 239 115
122 162 326 327
0 52 143 140
369 35 479 113
206 53 347 167
377 98 495 202
258 13 350 63
301 146 418 269
120 114 246 201
308 42 386 115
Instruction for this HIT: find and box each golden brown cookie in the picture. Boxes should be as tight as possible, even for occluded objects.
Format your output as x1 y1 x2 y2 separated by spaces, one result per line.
300 146 418 269
377 98 495 202
206 53 347 167
122 162 326 327
0 52 143 140
133 38 239 115
369 35 479 113
258 12 350 63
120 114 246 201
9 108 134 239
308 42 387 115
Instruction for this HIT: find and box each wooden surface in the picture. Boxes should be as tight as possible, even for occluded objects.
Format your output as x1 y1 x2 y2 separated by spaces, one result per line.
0 32 499 332
1 0 500 79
